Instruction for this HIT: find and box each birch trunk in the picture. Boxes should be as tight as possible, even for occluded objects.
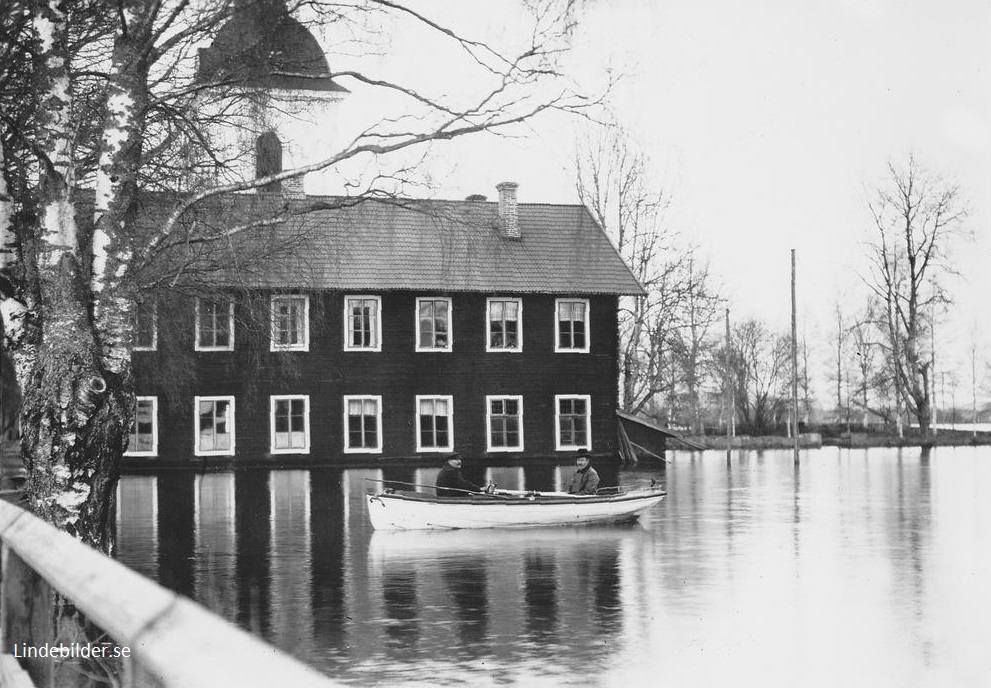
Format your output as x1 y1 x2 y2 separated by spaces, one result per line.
6 1 152 552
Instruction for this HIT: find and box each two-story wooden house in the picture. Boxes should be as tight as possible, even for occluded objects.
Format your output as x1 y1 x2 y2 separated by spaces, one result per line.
122 1 645 467
127 186 643 467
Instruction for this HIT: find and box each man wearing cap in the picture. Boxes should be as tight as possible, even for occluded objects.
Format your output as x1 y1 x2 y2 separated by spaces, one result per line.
435 453 483 498
566 451 600 495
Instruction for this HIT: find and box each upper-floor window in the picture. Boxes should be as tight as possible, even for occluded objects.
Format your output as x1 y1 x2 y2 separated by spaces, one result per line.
344 296 381 351
195 297 234 351
555 394 590 450
487 297 522 352
344 395 382 453
416 297 451 352
416 395 453 452
271 295 309 352
133 301 158 351
256 131 282 193
125 396 158 457
486 395 523 452
195 395 235 456
270 395 310 454
555 298 589 353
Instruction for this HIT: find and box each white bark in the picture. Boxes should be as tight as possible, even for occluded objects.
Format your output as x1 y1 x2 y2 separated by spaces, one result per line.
0 141 12 268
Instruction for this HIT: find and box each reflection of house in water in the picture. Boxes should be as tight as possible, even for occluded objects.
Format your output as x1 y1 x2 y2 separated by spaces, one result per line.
117 466 644 674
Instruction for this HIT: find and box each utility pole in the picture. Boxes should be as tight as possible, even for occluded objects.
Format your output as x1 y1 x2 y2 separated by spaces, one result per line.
791 249 799 465
725 307 733 460
974 345 979 439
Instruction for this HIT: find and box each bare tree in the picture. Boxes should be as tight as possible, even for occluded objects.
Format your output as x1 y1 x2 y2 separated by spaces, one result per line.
826 301 849 424
667 254 721 432
575 123 670 412
730 318 790 435
862 155 969 440
574 123 719 420
0 0 595 548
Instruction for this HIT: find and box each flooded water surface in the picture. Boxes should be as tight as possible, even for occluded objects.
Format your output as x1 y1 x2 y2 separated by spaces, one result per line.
117 447 991 686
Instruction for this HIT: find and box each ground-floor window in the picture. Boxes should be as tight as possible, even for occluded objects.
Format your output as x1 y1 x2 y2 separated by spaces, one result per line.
555 394 590 450
487 395 523 452
344 395 382 453
416 395 453 452
195 396 235 456
270 395 310 453
125 396 158 456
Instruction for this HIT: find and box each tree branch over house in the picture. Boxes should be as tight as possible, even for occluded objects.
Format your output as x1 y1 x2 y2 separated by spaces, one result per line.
0 0 598 550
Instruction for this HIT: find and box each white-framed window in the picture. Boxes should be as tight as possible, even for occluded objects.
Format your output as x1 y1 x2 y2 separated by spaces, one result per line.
195 297 234 351
554 298 589 353
555 394 591 450
194 396 235 456
270 395 310 454
344 296 381 351
343 395 382 453
416 395 453 452
486 297 522 352
133 302 157 351
270 295 309 352
415 297 452 352
125 396 158 456
486 395 523 452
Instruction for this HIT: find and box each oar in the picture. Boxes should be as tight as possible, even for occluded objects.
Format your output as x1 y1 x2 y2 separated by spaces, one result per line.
364 477 504 498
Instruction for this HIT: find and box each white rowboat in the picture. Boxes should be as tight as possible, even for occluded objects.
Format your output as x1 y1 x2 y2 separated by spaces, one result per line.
365 487 666 531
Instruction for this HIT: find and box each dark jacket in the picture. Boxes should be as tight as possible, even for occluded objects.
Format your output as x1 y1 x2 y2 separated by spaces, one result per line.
435 463 480 497
566 465 600 495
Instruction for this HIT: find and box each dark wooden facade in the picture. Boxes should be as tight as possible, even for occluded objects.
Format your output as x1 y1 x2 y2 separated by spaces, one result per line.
131 291 620 467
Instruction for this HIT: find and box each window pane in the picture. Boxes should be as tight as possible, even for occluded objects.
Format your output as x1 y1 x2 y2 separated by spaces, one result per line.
364 414 377 446
275 400 289 432
435 416 448 446
505 320 518 348
419 417 432 446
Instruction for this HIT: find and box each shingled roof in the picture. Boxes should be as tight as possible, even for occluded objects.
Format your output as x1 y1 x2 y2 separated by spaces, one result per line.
143 194 645 296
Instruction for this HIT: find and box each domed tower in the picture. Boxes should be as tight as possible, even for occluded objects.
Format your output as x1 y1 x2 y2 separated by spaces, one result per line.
195 0 347 195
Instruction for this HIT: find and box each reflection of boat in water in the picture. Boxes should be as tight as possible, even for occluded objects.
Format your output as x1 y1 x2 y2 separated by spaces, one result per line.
368 521 646 562
365 487 665 531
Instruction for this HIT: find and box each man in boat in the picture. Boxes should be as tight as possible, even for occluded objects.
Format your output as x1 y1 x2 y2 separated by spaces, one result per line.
435 453 490 497
566 451 600 495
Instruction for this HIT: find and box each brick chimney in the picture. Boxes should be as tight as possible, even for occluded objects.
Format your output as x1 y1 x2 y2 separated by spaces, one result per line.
282 175 305 199
496 181 520 240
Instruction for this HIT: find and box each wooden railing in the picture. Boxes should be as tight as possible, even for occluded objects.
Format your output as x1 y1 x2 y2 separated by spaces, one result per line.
0 499 343 688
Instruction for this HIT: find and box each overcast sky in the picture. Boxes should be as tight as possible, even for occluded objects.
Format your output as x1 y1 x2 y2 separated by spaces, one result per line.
323 0 990 389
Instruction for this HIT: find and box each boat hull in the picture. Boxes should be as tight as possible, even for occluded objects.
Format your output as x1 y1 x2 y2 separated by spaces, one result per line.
365 489 665 530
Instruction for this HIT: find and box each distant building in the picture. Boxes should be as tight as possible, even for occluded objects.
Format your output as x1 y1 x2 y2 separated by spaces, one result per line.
125 1 644 467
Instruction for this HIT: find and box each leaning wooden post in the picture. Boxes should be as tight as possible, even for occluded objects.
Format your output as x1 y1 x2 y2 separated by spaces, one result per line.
791 249 799 465
1 545 55 688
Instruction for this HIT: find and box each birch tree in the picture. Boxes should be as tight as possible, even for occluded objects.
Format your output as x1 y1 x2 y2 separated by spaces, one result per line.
863 155 968 439
0 0 594 550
